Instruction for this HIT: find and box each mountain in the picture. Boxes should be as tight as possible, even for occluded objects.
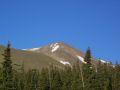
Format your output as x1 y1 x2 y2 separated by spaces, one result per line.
23 42 106 66
0 45 64 70
24 42 85 65
0 42 108 70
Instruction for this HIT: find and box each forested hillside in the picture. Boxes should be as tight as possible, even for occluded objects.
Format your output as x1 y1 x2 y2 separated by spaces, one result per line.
0 43 120 90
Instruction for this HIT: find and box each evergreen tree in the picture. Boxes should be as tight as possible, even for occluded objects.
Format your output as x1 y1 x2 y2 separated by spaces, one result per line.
18 62 25 90
49 65 62 90
71 62 83 90
95 61 105 90
106 77 112 90
61 65 72 90
2 42 13 90
84 47 92 65
29 69 40 90
113 63 120 90
39 68 50 90
0 67 3 89
83 48 95 90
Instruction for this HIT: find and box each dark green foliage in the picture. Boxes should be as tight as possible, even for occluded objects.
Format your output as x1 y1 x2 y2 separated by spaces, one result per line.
2 42 14 90
61 66 73 90
83 48 94 90
0 67 3 89
24 69 40 90
0 60 120 90
0 43 120 90
39 68 50 90
49 65 62 90
112 63 120 90
84 47 92 65
71 62 83 90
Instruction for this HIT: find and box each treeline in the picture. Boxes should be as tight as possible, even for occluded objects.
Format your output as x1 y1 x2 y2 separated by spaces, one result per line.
0 43 120 90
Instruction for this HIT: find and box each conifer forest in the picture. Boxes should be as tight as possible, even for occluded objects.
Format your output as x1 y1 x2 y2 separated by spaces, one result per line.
0 43 120 90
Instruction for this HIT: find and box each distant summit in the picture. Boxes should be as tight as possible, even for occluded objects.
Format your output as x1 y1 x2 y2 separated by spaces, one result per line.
22 42 109 66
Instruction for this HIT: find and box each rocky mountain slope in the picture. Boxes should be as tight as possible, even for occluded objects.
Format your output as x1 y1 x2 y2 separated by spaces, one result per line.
0 42 108 70
0 45 64 70
23 42 107 66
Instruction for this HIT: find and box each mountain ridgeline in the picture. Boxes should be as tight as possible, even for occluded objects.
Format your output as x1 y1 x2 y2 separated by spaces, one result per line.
0 42 120 90
0 42 100 70
22 42 107 68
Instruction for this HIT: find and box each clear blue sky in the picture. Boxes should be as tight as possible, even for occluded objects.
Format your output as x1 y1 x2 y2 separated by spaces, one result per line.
0 0 120 63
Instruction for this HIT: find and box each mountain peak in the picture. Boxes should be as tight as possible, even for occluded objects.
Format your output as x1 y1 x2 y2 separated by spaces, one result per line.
38 42 87 64
22 42 64 52
50 43 60 53
21 42 109 66
49 42 67 46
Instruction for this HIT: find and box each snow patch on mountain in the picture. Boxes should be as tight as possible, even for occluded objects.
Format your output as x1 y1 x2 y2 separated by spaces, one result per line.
22 48 40 51
112 65 116 68
100 60 107 63
22 49 28 50
60 61 71 65
50 43 60 52
77 56 86 64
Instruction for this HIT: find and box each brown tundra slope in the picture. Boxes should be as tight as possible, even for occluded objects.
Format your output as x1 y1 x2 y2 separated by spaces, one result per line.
0 42 108 70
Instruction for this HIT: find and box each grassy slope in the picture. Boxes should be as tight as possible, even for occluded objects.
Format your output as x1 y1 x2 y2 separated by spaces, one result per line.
0 45 64 70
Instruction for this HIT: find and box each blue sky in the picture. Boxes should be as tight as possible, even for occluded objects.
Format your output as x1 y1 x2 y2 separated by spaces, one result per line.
0 0 120 63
